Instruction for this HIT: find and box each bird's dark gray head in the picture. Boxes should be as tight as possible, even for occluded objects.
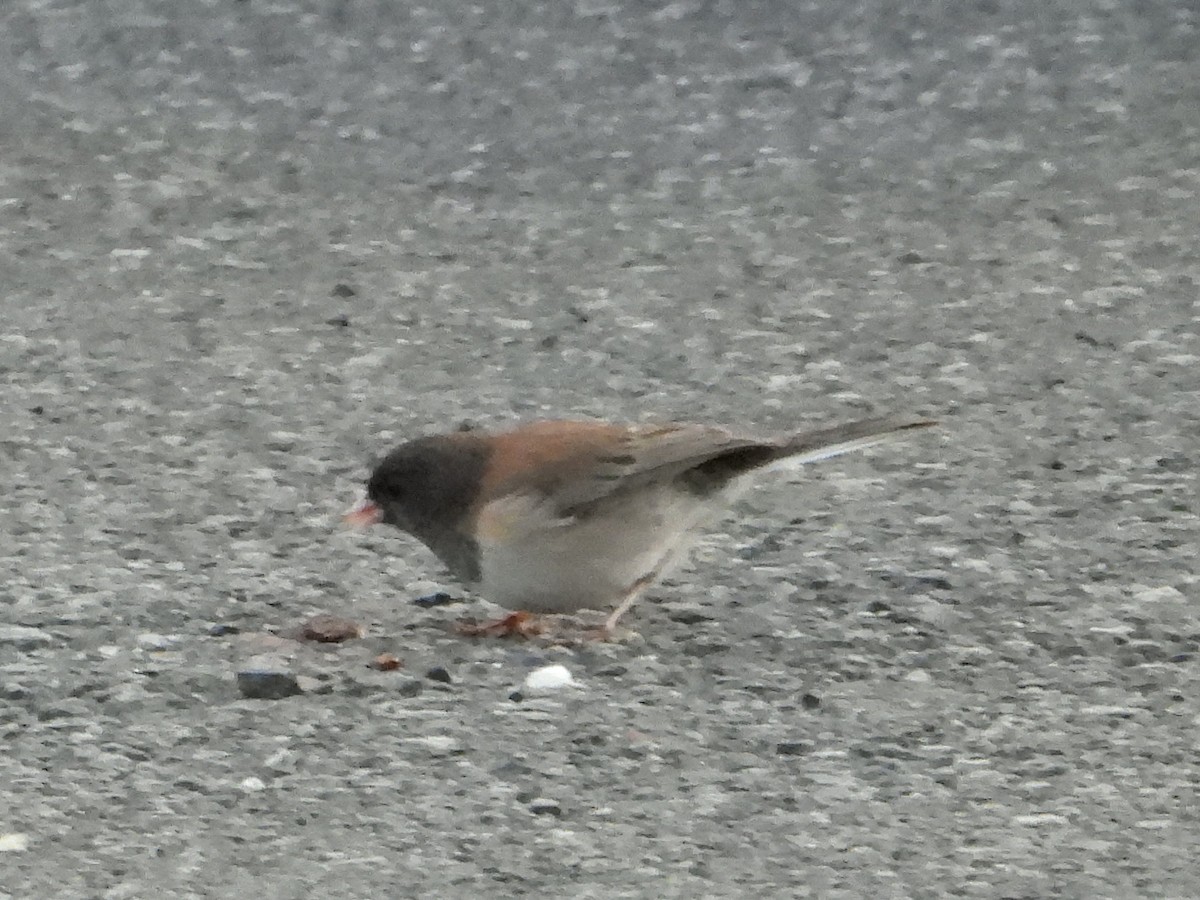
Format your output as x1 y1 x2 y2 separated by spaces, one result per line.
364 434 491 581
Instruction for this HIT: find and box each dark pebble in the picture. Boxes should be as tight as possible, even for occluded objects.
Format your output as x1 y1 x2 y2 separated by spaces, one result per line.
528 798 562 816
0 682 30 700
801 693 821 710
776 741 811 756
330 283 356 297
207 624 240 637
236 670 303 700
397 680 424 698
413 592 458 608
326 314 351 327
683 640 730 657
492 760 534 779
425 666 452 684
667 607 715 625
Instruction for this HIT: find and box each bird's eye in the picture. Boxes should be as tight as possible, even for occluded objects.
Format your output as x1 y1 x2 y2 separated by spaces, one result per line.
368 475 402 503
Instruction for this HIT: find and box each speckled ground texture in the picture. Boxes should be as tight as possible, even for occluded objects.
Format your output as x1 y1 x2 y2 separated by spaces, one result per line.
2 1 1198 897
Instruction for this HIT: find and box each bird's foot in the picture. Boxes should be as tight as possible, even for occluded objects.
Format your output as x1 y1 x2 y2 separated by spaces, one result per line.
455 611 546 639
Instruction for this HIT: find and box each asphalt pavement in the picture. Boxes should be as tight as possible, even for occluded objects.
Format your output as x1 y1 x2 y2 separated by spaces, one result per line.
2 1 1198 897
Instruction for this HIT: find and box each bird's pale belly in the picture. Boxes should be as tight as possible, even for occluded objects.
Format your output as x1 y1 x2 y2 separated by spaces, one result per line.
476 489 719 614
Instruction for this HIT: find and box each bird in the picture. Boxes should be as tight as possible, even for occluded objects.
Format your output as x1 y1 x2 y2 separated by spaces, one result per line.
344 414 937 637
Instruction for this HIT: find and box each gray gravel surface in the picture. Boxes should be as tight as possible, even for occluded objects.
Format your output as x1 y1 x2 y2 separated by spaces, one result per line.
3 1 1198 897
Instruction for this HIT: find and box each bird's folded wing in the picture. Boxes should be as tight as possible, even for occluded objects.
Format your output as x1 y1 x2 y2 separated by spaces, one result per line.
482 416 936 522
533 424 779 514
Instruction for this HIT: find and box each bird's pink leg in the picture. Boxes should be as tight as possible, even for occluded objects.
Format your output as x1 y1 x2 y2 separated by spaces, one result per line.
591 573 656 639
456 611 546 639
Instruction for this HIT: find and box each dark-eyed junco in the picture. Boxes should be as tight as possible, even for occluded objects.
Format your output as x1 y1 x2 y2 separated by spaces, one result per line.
345 415 936 637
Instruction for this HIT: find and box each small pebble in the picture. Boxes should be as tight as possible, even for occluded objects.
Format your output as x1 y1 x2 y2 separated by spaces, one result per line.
413 735 460 756
801 693 821 710
1013 813 1070 827
529 798 562 817
300 614 364 643
776 741 811 757
236 665 304 700
426 666 453 684
0 683 29 701
666 606 714 625
136 633 181 651
265 432 300 451
397 680 424 698
0 833 30 852
207 624 240 637
523 664 575 694
413 592 457 608
0 625 54 650
1134 585 1184 604
371 653 403 671
239 776 266 792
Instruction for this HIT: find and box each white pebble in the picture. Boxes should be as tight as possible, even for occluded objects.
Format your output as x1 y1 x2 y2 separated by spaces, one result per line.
1133 585 1184 604
1013 813 1069 827
239 776 266 792
136 633 181 651
523 664 576 693
0 833 29 852
411 736 461 755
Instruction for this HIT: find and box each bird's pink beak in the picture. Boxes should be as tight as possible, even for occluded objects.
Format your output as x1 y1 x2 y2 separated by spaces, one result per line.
342 496 383 528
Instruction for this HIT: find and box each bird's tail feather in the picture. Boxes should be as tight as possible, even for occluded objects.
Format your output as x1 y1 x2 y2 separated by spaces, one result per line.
774 415 938 467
